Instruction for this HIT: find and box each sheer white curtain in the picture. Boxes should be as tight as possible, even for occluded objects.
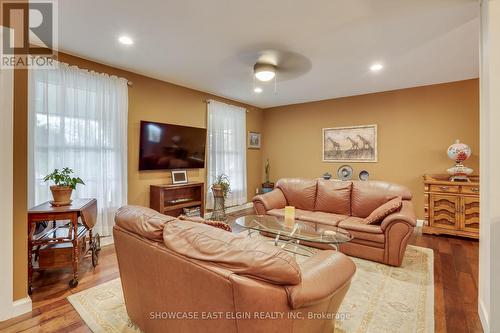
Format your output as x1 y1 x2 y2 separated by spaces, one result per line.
206 100 247 208
28 62 128 237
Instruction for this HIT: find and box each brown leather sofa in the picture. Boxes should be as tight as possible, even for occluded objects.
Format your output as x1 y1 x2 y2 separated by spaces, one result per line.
253 178 417 266
113 205 356 333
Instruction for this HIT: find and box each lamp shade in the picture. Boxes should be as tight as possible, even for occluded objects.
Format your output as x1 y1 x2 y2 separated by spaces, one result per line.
254 63 276 82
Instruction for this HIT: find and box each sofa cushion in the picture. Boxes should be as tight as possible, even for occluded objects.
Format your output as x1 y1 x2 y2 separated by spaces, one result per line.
351 181 412 218
276 178 318 211
115 205 176 241
314 180 352 215
297 211 348 226
363 196 402 225
338 217 383 234
163 221 302 285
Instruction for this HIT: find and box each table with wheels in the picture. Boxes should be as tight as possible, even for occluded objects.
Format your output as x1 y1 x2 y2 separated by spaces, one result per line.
28 198 100 294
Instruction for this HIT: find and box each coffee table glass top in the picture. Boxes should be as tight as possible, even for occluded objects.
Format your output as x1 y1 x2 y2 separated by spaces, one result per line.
235 215 353 245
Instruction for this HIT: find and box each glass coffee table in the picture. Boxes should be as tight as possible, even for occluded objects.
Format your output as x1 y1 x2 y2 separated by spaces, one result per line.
235 215 353 256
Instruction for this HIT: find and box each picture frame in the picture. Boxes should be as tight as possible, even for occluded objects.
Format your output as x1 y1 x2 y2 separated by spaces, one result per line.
248 131 261 149
322 124 378 162
171 170 188 184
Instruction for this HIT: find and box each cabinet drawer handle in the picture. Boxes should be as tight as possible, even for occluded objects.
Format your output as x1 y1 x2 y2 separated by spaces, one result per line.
439 186 450 191
470 187 479 192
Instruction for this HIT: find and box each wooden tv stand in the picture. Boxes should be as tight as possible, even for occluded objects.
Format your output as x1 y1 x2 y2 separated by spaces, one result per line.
150 182 205 217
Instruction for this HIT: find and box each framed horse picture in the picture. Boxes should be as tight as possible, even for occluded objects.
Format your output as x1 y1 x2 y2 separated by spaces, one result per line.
322 125 377 162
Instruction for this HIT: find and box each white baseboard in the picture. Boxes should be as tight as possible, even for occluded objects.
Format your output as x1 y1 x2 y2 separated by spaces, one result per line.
479 299 489 333
0 297 32 321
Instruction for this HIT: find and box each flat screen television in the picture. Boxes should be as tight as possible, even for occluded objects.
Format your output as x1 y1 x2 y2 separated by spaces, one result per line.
139 120 206 170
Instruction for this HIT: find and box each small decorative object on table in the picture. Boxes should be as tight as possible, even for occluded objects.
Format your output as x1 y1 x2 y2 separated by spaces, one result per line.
359 170 370 181
322 172 332 180
446 139 473 182
337 165 353 181
284 206 295 227
262 158 274 193
210 174 231 221
43 168 85 206
171 170 188 184
248 131 261 149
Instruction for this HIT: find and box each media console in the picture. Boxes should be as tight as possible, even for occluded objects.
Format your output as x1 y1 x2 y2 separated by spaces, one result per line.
150 182 205 217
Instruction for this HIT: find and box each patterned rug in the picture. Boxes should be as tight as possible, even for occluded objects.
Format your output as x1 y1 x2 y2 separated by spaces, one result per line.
68 245 434 333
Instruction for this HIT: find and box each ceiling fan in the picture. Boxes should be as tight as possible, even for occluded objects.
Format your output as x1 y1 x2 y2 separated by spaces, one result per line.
237 47 312 94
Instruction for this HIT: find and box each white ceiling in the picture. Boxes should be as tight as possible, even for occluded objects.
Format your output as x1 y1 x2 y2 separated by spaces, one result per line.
58 0 479 108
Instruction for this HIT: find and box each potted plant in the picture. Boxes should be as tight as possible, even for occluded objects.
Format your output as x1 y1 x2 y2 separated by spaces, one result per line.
44 168 85 206
210 174 231 221
262 159 274 193
211 174 231 198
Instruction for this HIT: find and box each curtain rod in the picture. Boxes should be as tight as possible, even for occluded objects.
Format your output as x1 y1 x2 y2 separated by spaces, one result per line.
56 60 134 87
203 99 253 112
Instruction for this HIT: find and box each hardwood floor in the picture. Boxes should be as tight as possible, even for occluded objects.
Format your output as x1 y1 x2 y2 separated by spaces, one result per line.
0 209 483 332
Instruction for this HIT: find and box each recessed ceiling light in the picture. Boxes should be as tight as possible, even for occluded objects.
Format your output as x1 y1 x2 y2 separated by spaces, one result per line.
370 63 384 71
254 87 263 93
254 63 276 82
118 35 134 45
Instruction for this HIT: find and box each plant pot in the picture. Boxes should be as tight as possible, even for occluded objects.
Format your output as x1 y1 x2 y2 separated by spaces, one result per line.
211 185 225 198
50 185 73 206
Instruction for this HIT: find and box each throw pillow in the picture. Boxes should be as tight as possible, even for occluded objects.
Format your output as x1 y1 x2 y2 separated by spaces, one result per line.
178 215 232 232
363 196 403 225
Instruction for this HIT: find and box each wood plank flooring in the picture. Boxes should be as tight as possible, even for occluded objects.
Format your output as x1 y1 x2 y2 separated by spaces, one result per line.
0 209 483 332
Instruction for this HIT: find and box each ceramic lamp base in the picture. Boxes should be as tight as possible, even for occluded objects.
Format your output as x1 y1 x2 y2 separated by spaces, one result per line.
447 163 473 182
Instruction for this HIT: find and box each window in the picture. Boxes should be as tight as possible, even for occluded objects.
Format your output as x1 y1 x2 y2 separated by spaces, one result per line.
28 62 128 237
206 100 247 207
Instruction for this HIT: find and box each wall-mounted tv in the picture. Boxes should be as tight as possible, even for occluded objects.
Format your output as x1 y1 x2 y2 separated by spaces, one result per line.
139 120 206 170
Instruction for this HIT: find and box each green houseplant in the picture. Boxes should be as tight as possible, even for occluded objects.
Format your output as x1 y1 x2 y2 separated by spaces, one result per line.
211 174 231 199
44 168 85 206
262 159 274 193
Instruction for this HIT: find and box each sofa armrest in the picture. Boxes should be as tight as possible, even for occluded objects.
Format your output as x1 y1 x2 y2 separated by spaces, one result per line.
285 251 355 309
380 200 417 231
252 189 287 214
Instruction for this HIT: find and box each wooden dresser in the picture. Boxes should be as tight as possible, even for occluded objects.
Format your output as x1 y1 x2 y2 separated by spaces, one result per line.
423 174 479 239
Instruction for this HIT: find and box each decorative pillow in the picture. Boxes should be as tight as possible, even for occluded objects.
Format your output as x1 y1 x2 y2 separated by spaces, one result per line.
314 180 352 215
178 215 232 232
363 196 403 225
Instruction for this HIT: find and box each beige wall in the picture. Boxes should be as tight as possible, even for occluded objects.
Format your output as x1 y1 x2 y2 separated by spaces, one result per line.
262 79 479 219
12 52 263 300
13 68 28 301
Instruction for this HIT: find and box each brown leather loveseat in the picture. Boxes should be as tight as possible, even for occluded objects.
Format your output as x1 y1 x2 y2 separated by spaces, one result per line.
113 205 356 333
253 179 417 266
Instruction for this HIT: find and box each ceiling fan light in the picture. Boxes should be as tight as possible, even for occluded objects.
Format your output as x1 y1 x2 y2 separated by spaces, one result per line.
254 63 276 82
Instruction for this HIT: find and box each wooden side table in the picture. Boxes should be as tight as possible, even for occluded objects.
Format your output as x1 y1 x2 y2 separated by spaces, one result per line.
28 198 100 294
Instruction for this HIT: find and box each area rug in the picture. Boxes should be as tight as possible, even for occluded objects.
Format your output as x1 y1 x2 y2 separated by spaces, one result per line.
68 245 434 333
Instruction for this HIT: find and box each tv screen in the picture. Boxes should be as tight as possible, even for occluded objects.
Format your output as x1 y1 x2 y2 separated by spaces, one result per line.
139 121 206 170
